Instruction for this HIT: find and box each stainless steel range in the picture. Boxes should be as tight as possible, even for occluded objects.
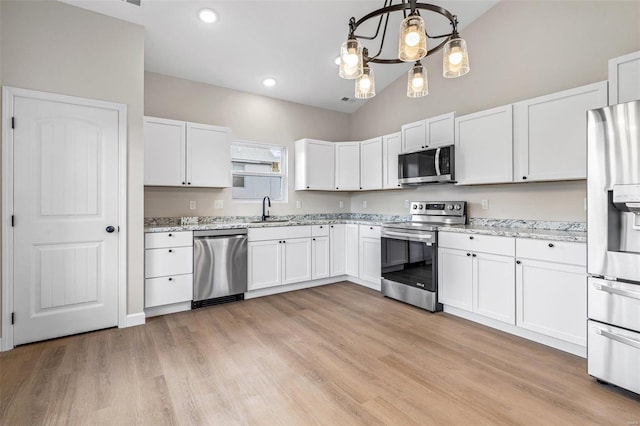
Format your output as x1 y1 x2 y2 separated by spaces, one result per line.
381 201 467 312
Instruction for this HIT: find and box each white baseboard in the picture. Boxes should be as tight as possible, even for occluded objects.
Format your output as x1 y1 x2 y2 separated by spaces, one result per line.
124 312 146 327
443 305 586 358
346 275 381 292
245 276 349 299
145 301 191 318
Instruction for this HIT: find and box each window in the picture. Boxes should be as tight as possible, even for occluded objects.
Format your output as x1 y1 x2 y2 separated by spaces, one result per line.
231 141 286 201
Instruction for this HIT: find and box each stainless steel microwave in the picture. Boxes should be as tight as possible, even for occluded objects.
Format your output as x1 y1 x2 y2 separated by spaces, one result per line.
398 145 455 185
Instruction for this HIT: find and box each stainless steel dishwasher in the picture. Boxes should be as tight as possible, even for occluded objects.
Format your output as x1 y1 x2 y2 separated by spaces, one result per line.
192 229 247 309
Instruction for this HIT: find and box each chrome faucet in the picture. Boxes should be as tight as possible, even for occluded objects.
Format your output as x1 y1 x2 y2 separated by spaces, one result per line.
261 196 271 221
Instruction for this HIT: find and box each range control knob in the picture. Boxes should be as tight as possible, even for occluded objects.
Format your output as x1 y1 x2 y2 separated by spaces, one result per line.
454 204 462 210
412 203 418 210
447 204 454 210
418 204 424 210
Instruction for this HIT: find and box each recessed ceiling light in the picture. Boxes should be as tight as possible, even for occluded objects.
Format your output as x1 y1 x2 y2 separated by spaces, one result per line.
262 78 277 88
334 56 341 66
198 8 218 24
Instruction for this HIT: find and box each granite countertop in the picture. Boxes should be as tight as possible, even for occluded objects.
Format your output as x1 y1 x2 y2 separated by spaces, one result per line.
438 224 587 243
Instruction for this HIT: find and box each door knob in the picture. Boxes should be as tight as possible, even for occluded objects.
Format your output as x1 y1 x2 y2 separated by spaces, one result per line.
106 226 115 233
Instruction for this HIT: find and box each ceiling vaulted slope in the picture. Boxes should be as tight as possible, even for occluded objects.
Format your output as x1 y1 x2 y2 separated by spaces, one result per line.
59 0 498 113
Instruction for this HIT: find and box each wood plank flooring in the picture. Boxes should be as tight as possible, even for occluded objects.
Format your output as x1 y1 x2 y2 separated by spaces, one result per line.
1 282 639 425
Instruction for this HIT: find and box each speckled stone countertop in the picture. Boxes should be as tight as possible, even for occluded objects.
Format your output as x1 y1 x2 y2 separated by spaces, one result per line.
439 218 587 243
144 213 408 233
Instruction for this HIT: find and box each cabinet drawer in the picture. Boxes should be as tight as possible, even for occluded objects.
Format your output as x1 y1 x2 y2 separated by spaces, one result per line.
145 274 193 308
145 231 193 249
360 225 381 239
248 226 311 242
145 246 193 278
516 238 585 266
439 232 515 256
311 224 330 237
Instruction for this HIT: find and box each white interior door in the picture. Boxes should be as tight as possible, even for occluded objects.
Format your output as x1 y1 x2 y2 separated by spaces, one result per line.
12 95 120 345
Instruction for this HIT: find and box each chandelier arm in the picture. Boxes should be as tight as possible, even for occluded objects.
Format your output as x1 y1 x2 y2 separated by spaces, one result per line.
353 2 456 32
366 7 392 60
367 36 452 65
353 0 394 41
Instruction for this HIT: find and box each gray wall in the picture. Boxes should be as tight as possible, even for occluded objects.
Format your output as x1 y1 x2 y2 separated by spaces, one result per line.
349 0 640 220
1 0 146 317
144 72 352 218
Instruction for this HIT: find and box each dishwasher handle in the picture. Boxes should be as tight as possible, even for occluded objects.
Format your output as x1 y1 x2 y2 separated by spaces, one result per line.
193 229 248 238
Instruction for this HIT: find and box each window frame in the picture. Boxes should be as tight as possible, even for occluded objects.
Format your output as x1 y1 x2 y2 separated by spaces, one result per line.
230 140 288 203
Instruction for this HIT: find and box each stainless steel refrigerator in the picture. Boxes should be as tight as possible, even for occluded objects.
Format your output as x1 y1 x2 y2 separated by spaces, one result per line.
587 100 640 395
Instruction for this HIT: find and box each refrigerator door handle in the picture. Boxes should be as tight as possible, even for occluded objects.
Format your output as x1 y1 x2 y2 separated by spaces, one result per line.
593 281 640 300
595 327 640 350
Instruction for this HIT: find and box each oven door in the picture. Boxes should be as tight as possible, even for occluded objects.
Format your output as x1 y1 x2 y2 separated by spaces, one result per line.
381 230 436 292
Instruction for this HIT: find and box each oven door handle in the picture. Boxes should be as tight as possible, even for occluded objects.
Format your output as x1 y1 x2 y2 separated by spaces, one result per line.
435 148 441 176
382 230 434 245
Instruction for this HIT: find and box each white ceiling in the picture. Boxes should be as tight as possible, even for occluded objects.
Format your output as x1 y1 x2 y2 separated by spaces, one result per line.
60 0 498 113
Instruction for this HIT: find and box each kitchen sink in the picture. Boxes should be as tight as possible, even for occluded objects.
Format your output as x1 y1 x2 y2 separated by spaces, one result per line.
249 219 290 224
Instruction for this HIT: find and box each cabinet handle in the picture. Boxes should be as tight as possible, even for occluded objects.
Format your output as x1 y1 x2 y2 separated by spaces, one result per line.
312 238 316 241
319 226 323 228
472 253 477 257
467 253 471 256
168 249 173 253
548 243 555 248
336 187 339 190
168 277 173 281
469 236 474 240
306 186 310 189
516 260 521 264
522 176 527 180
168 233 173 237
187 182 191 185
182 182 186 185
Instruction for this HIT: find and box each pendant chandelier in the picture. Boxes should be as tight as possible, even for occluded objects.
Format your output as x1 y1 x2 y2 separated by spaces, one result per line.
339 0 470 99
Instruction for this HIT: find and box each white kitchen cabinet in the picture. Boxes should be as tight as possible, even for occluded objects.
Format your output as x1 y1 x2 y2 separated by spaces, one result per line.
345 224 359 277
515 238 587 346
609 50 640 105
513 81 608 182
401 112 455 153
294 138 335 190
329 224 346 276
438 233 516 324
311 236 330 279
455 105 513 185
248 240 282 290
360 137 383 190
359 225 381 286
144 116 231 188
144 231 193 309
382 132 402 189
282 238 312 284
335 142 361 191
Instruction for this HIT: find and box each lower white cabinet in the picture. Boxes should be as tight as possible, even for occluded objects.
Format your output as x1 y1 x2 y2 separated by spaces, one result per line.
345 224 359 277
515 238 587 346
329 224 346 276
312 236 330 279
359 225 381 285
144 231 193 309
438 233 516 324
248 238 312 290
282 238 312 284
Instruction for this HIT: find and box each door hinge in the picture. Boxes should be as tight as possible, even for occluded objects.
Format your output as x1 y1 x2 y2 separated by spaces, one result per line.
11 117 15 129
11 215 15 227
11 312 15 325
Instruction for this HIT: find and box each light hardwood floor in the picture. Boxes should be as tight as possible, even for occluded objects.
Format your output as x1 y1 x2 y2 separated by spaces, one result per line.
1 282 639 425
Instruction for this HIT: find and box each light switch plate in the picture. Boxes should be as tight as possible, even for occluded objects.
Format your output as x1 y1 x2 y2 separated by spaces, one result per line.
362 200 368 208
180 216 198 225
339 200 344 208
296 200 302 209
481 200 489 210
214 200 223 209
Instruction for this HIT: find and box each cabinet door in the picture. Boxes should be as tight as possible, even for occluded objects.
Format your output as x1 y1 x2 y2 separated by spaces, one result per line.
609 50 640 105
401 120 426 152
382 132 402 189
330 224 346 276
426 112 455 148
455 105 513 185
335 142 361 190
282 238 312 285
438 248 473 311
474 253 515 324
516 258 587 346
359 237 381 285
514 81 608 182
248 240 281 290
360 137 383 190
144 117 186 186
312 236 330 280
186 122 231 187
295 139 335 190
345 224 359 276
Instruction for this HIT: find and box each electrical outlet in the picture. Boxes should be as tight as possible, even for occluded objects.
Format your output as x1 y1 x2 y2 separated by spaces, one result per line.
362 200 368 208
189 200 196 210
214 200 223 209
481 200 489 210
296 200 302 209
339 200 344 209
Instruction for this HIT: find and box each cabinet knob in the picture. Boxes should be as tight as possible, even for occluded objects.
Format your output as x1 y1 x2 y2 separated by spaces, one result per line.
168 277 173 281
182 182 186 185
187 182 191 185
283 240 286 244
548 243 555 248
312 238 316 241
469 236 474 240
397 184 401 187
319 226 323 228
370 227 373 230
467 253 471 256
306 186 310 189
360 187 363 190
522 176 527 180
516 260 521 264
330 225 334 228
168 233 173 237
336 187 339 190
472 253 477 257
168 249 173 253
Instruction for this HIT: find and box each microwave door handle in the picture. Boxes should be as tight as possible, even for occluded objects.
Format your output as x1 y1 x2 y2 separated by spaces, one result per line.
435 148 441 176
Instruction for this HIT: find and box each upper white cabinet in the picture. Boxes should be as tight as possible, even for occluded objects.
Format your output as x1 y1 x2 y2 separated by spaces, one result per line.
144 116 231 188
455 105 513 185
382 132 402 189
513 81 608 182
360 137 383 190
294 139 335 190
335 142 361 191
609 50 640 105
401 112 455 153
